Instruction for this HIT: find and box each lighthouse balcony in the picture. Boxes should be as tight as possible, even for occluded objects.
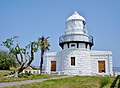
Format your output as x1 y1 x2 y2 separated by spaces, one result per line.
59 34 93 47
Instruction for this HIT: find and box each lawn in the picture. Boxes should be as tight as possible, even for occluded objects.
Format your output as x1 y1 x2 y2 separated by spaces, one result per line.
0 70 11 77
0 70 65 82
4 76 115 88
0 70 115 88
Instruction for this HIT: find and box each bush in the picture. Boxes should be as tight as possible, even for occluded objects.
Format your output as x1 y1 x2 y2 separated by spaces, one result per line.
0 50 16 70
18 73 30 78
100 77 110 88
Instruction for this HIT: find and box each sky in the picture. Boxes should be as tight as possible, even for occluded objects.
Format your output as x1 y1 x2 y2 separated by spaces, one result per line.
0 0 120 67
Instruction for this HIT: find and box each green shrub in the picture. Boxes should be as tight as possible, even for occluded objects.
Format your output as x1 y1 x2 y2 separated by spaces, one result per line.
100 77 110 88
18 73 29 78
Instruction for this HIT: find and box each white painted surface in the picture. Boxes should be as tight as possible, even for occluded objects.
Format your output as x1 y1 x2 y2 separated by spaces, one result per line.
44 49 113 76
66 11 85 22
44 11 113 76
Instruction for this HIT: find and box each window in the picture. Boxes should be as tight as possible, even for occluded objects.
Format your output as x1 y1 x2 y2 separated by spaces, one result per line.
71 44 75 47
71 57 75 66
98 61 105 73
82 21 86 29
71 44 76 49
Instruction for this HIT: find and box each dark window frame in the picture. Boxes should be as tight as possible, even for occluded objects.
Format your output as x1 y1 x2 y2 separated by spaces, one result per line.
71 57 75 66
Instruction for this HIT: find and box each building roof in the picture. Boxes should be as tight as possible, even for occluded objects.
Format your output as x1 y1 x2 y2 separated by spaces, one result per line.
66 11 86 22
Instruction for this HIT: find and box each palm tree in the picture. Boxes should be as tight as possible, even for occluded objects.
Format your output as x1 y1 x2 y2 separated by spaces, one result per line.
38 36 50 74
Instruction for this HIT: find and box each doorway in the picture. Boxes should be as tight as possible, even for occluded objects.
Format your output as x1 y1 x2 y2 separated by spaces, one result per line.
51 61 56 71
98 61 105 73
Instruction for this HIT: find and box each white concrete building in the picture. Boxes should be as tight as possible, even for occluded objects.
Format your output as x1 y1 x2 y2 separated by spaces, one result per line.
44 11 113 76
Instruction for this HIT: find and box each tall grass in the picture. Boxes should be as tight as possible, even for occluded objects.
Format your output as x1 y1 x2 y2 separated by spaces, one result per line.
99 77 110 88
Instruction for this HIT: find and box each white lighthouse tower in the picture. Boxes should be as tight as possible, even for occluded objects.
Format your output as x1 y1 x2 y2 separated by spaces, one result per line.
45 11 113 76
58 11 94 75
59 11 93 50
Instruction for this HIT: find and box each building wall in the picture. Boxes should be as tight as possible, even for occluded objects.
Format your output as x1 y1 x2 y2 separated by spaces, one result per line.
45 50 113 76
90 50 113 76
45 51 62 74
62 49 92 75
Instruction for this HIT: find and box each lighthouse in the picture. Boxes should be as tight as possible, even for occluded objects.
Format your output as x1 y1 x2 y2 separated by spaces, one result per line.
45 11 113 76
59 11 93 50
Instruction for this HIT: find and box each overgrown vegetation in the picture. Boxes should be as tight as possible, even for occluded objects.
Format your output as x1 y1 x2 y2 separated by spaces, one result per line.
0 35 50 77
99 76 110 88
0 36 50 77
1 36 38 77
110 75 120 88
0 50 17 70
3 76 115 88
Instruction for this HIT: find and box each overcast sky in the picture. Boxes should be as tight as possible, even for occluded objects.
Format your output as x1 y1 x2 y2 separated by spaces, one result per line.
0 0 120 67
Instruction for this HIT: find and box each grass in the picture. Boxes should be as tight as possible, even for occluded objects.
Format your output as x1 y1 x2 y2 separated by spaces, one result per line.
0 70 65 82
0 67 18 77
113 76 120 88
0 70 115 88
99 76 110 88
0 70 11 77
0 74 64 82
4 76 115 88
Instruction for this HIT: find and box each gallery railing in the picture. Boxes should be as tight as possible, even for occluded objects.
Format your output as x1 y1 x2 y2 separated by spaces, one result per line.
59 34 93 45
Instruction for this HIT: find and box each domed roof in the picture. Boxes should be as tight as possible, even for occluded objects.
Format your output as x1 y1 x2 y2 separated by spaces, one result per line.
66 11 85 22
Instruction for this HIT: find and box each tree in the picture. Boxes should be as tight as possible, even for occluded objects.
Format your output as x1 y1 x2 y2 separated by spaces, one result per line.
1 36 39 77
0 50 16 70
38 36 50 74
